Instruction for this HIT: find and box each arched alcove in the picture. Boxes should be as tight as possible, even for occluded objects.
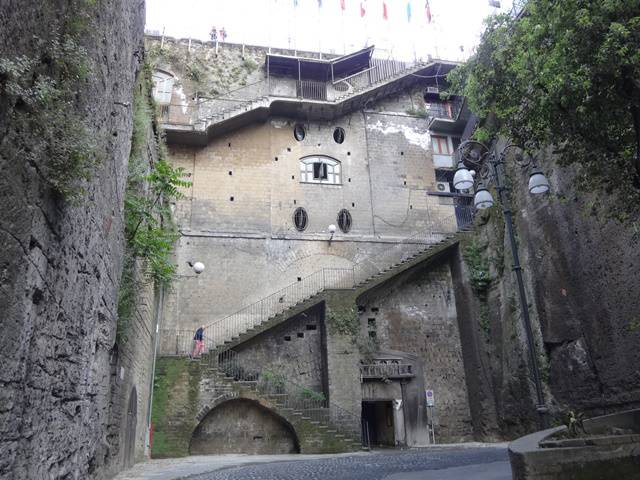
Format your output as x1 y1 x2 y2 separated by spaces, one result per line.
189 398 300 455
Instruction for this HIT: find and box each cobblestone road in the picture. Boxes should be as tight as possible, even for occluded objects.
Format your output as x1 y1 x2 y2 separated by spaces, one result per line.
181 447 510 480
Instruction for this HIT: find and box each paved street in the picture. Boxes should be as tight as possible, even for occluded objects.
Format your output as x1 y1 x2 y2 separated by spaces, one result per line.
114 445 510 480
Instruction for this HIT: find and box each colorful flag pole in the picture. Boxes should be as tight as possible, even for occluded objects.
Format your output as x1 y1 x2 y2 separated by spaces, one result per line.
341 0 347 54
382 1 388 20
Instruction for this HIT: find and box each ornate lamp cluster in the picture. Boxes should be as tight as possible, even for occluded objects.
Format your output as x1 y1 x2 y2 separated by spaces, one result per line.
452 141 550 208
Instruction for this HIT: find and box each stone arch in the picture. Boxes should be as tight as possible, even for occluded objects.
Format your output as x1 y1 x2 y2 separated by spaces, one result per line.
124 387 137 468
189 398 300 455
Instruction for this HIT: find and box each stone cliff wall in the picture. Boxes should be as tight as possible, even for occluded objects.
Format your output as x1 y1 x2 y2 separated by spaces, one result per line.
0 1 145 478
453 143 640 438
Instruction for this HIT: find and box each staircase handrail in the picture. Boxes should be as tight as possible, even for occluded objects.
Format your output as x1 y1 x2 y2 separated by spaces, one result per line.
217 349 368 445
202 205 474 347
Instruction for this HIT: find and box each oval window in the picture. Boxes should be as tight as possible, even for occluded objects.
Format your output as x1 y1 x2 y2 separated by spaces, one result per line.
337 209 352 233
333 127 345 144
294 124 306 141
293 207 308 231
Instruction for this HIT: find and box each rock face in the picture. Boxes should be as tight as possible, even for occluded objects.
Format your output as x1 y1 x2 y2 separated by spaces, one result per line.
453 143 640 438
0 1 144 478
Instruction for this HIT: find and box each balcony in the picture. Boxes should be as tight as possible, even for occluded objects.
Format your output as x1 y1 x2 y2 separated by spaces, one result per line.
360 360 415 381
427 96 470 135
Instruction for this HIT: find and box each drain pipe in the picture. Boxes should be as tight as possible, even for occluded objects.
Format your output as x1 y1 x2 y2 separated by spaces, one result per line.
145 283 164 458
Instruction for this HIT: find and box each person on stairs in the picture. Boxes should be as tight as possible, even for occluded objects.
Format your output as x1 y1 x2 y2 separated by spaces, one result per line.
191 325 205 359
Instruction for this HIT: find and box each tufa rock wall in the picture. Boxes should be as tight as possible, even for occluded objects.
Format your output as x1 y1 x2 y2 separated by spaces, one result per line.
453 142 640 438
0 1 145 478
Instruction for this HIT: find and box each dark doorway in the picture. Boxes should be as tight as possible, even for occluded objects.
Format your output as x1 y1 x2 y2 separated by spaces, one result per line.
124 387 137 468
362 401 395 446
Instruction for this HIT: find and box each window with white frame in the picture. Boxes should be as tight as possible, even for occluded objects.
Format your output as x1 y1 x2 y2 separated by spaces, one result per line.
431 135 451 155
152 70 174 105
299 156 341 184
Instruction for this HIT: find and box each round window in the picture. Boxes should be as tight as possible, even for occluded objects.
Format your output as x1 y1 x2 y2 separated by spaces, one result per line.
337 209 352 233
293 207 308 231
333 127 345 144
294 124 306 141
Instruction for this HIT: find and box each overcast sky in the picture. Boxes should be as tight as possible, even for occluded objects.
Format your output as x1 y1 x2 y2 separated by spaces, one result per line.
146 0 514 61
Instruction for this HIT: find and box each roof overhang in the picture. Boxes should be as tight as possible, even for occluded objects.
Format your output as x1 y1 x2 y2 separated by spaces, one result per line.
266 46 375 81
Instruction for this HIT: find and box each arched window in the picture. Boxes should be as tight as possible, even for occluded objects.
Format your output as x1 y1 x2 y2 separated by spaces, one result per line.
151 70 174 105
293 207 308 231
299 156 341 185
337 209 352 233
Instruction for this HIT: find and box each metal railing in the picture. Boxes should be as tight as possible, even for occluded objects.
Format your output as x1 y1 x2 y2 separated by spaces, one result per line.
426 97 465 121
195 207 474 352
164 57 430 131
216 350 369 447
360 363 415 380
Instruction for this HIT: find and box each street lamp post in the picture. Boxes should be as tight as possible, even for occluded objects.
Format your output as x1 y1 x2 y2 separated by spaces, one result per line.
454 140 550 427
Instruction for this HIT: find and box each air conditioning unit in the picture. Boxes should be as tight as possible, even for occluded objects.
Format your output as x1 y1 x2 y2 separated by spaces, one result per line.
425 86 440 94
436 181 450 193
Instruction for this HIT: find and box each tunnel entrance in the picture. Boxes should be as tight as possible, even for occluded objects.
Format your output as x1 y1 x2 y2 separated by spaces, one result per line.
362 401 396 446
189 398 300 455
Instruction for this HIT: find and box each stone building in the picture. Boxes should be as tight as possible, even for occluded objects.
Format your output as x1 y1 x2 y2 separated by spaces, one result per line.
149 36 483 455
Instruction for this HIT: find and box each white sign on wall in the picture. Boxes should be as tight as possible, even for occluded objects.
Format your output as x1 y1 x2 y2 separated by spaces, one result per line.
426 389 435 407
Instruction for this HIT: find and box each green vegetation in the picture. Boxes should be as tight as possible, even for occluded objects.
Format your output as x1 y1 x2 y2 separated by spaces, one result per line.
300 387 326 403
326 304 359 337
447 0 640 221
0 35 96 201
117 63 191 343
463 241 492 293
405 106 428 118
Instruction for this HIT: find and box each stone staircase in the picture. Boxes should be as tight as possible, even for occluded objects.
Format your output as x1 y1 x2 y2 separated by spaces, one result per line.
211 228 469 355
198 352 368 453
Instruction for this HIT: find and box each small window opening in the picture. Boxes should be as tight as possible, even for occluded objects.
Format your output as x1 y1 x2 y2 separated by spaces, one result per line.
371 307 379 313
351 202 355 207
337 209 352 233
230 196 234 201
306 324 317 330
333 127 345 144
357 305 366 313
348 178 351 182
294 124 306 141
297 277 302 282
228 171 233 175
400 151 404 156
297 332 304 338
275 156 278 161
284 335 291 341
368 331 377 338
228 142 231 148
287 147 292 152
347 151 351 156
368 318 376 328
293 207 308 231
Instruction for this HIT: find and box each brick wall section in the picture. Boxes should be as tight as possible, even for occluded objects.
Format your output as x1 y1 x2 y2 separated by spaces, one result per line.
234 304 327 394
358 259 474 442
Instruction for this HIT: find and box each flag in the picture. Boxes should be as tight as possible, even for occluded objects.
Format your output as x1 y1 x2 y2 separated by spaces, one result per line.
340 0 346 10
360 0 366 16
407 1 412 22
383 1 388 19
425 0 432 23
293 0 299 6
318 0 322 7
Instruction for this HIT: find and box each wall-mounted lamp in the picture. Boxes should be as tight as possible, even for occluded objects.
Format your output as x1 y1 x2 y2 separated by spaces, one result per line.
187 261 206 275
328 224 337 245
